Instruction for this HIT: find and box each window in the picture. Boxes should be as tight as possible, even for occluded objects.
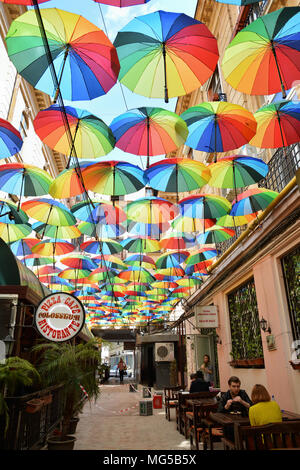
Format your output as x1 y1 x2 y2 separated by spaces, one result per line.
228 278 264 361
19 111 29 139
207 69 222 102
281 245 300 342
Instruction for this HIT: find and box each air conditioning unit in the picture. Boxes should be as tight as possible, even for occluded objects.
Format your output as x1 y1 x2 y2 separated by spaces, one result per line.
155 343 174 362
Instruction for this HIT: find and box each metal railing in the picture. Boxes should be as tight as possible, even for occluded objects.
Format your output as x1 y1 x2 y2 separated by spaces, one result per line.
258 144 300 192
0 384 65 450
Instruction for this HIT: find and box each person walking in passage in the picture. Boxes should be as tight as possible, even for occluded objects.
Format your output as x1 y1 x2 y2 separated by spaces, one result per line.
200 354 214 385
117 358 126 384
249 384 282 426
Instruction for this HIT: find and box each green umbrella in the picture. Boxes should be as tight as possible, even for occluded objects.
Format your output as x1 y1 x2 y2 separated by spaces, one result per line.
32 222 82 239
121 237 161 253
196 226 235 244
0 222 32 243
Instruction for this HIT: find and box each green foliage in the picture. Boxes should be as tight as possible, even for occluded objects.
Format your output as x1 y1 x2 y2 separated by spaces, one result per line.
31 339 101 436
0 357 40 436
228 278 263 361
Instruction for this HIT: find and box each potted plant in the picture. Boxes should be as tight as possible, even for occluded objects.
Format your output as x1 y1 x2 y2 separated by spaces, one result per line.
0 357 40 437
32 339 101 450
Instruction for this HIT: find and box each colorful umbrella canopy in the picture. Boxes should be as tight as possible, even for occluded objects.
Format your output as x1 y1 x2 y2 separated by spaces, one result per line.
176 276 202 287
120 237 160 253
126 220 169 238
80 239 123 255
93 0 151 5
118 267 155 283
186 248 218 265
0 199 29 224
0 163 53 201
9 238 40 256
49 162 93 199
155 267 185 277
114 10 219 102
33 265 61 276
159 234 187 251
21 254 53 267
0 118 23 159
32 222 81 240
0 222 32 243
230 188 279 216
249 100 300 149
78 221 125 239
59 269 92 280
217 213 257 227
0 0 49 3
22 198 77 227
110 107 188 167
60 255 97 270
155 251 189 269
181 102 257 161
171 216 216 233
88 269 116 283
71 200 126 225
178 194 231 219
34 105 115 159
125 254 156 269
32 239 75 256
81 161 146 196
196 226 235 245
222 7 300 98
6 8 120 101
145 158 211 193
92 254 127 270
208 156 269 189
125 197 178 224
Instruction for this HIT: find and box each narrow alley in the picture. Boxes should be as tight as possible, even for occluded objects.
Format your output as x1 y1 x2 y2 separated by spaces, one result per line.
74 379 190 451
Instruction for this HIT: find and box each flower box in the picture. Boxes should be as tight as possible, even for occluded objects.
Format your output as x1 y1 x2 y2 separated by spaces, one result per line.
229 358 264 368
25 398 44 414
41 394 53 405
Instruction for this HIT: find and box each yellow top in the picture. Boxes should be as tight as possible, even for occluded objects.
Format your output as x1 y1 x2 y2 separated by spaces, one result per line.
249 401 283 427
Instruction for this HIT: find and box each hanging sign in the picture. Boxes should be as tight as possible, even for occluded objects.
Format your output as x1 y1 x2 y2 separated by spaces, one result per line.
35 292 85 342
195 305 218 328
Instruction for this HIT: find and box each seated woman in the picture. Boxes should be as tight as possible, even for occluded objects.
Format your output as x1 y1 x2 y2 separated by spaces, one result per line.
249 384 282 426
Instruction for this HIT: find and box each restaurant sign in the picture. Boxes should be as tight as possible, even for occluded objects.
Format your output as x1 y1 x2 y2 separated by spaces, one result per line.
195 305 218 328
35 292 85 342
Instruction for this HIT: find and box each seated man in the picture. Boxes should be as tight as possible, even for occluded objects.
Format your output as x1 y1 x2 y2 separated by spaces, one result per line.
189 370 210 393
218 376 252 416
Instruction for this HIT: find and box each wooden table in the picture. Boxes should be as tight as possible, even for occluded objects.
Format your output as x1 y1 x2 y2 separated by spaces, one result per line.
209 410 300 427
186 397 217 407
208 410 300 448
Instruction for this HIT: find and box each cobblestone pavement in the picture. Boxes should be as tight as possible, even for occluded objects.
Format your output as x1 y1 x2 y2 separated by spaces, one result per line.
74 378 191 450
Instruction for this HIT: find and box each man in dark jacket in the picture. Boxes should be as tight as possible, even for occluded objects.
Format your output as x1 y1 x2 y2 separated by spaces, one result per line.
189 370 210 393
217 376 252 416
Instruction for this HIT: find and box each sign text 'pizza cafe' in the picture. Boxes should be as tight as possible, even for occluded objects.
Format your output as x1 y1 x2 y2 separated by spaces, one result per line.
35 293 85 342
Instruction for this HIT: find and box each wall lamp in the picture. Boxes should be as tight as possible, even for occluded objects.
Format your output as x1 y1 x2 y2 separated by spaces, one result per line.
259 317 271 334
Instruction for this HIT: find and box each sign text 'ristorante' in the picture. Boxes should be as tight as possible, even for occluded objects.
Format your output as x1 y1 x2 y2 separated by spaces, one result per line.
35 293 85 342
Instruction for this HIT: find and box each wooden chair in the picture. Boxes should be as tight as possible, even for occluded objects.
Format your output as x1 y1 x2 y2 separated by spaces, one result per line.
177 391 218 436
234 421 300 450
189 403 222 450
163 386 181 421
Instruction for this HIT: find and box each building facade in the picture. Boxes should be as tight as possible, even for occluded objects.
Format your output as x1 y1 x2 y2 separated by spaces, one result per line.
169 0 300 412
0 3 66 184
